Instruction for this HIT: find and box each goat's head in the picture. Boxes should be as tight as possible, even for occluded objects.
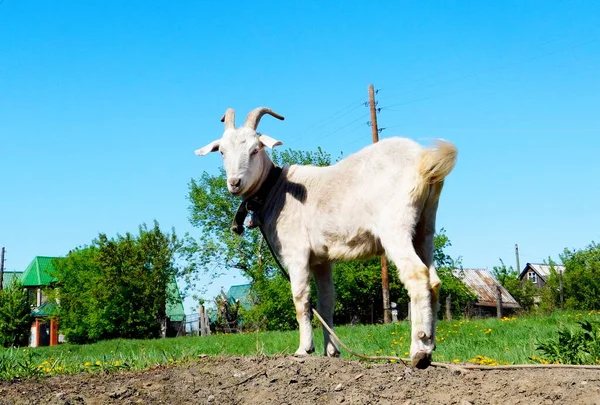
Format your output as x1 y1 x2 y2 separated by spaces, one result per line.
195 107 284 197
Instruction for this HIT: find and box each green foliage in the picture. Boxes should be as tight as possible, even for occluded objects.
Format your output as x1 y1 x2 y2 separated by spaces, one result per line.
0 279 31 348
558 241 600 310
53 222 180 343
334 258 407 324
434 229 478 318
492 259 536 312
536 320 600 364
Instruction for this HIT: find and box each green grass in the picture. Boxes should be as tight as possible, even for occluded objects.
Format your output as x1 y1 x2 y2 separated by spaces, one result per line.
1 310 598 380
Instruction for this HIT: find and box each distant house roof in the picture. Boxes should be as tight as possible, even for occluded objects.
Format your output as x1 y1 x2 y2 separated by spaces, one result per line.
1 271 23 289
519 263 565 281
226 284 253 310
453 268 521 309
166 278 185 322
21 256 59 287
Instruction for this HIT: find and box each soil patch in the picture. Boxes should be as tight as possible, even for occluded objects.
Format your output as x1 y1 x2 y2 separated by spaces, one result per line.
1 356 599 404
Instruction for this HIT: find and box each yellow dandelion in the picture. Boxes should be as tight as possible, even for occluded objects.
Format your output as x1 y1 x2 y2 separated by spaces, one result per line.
84 361 91 367
453 359 460 363
95 361 102 366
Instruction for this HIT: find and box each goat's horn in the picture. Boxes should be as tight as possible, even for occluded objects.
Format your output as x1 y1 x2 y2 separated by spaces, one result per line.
220 108 236 130
244 107 285 130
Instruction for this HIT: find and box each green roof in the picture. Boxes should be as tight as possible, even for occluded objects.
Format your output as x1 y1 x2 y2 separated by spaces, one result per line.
1 271 23 289
32 302 58 318
166 278 185 322
21 256 59 287
227 284 253 310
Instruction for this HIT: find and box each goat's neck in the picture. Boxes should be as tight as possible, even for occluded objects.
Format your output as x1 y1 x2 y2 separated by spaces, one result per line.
243 155 276 200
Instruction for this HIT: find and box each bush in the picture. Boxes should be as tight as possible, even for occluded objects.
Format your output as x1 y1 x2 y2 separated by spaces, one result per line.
536 320 600 364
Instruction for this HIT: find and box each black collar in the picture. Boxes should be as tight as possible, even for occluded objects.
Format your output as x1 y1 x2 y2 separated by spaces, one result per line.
230 165 282 235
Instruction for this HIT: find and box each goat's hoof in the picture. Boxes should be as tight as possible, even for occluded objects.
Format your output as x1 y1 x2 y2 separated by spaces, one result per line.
325 346 340 357
411 351 432 369
294 347 314 357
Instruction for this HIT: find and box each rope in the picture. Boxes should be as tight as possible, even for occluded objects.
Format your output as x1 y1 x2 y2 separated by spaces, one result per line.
256 228 600 371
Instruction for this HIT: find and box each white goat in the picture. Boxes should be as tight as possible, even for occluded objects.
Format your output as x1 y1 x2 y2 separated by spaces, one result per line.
195 107 457 368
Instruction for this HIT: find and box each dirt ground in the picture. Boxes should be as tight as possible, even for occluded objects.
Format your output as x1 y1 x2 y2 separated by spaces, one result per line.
1 356 599 405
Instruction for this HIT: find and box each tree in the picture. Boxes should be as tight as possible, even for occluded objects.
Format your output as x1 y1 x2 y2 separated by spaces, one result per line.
434 229 478 318
53 222 180 343
0 279 31 347
491 259 536 312
555 241 600 310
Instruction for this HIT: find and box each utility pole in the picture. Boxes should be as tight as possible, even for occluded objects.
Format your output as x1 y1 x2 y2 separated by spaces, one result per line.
0 247 5 290
368 84 391 324
515 244 521 273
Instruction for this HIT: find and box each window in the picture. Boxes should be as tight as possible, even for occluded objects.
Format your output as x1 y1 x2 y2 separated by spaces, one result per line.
527 271 537 284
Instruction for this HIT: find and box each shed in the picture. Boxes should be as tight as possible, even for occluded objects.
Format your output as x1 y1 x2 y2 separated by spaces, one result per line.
454 268 520 316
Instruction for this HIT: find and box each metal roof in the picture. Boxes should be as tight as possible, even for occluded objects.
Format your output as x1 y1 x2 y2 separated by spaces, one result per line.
453 268 521 309
227 284 253 310
21 256 59 287
1 271 23 289
520 263 565 281
166 278 185 322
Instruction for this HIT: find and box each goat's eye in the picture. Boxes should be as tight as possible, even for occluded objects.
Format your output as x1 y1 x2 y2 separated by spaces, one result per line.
251 148 259 156
220 150 224 156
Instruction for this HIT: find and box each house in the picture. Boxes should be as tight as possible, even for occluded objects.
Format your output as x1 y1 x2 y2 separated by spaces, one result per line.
454 268 520 317
519 263 565 289
19 256 186 345
20 256 60 347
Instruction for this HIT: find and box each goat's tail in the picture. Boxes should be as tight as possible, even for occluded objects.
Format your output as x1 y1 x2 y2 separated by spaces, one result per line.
411 140 457 201
419 140 458 184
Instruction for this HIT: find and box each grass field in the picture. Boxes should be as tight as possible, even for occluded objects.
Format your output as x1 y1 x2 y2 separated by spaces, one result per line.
1 310 598 380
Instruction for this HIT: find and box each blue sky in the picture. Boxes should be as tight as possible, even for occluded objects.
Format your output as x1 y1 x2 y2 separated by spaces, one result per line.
1 1 599 312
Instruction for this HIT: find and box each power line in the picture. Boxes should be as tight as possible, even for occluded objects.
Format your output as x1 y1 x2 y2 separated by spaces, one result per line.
316 112 370 143
379 38 598 102
287 97 367 148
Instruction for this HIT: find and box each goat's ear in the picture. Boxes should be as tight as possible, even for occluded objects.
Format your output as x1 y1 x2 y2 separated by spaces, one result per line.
258 134 283 149
195 140 221 156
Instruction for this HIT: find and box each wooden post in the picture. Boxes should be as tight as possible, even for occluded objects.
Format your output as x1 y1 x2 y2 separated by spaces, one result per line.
369 84 391 324
34 319 40 347
0 247 5 290
199 305 211 336
50 318 59 346
496 285 503 319
559 268 564 309
445 294 452 320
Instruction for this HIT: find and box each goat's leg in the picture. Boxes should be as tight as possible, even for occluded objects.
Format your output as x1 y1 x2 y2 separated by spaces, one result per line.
383 234 434 369
414 181 444 346
312 262 339 357
288 261 314 356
